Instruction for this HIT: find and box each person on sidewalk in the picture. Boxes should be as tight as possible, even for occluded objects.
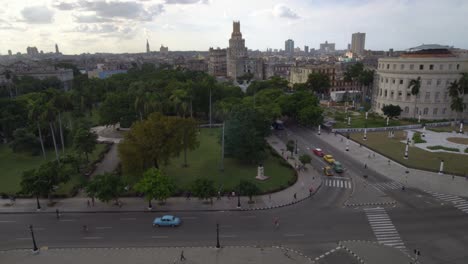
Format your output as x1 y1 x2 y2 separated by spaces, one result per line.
309 187 313 197
364 163 367 169
293 193 297 200
180 250 186 261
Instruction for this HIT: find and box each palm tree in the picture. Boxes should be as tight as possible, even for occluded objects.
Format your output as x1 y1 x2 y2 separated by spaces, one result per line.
170 89 189 117
41 100 60 163
51 91 73 154
448 74 468 120
27 95 47 159
408 77 421 119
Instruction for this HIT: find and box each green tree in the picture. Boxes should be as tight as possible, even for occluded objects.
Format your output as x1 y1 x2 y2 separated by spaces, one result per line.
408 77 421 118
73 127 98 162
224 106 271 164
21 161 71 206
448 73 468 120
99 92 133 126
118 113 196 175
9 128 40 155
298 105 323 127
382 104 403 118
191 178 216 202
238 180 260 203
26 93 47 159
178 118 200 167
86 173 124 204
306 72 331 94
299 154 312 165
134 168 174 209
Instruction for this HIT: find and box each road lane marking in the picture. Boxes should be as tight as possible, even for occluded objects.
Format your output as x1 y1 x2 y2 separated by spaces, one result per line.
284 233 305 237
0 220 15 223
151 236 168 239
95 227 112 230
120 218 136 220
219 235 237 238
83 237 102 240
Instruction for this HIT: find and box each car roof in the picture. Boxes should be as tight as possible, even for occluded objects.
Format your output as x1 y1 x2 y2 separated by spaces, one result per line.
325 154 333 157
162 215 174 219
315 148 322 151
334 161 342 165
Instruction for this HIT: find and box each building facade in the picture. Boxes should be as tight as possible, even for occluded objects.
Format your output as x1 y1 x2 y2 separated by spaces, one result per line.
319 41 335 53
372 45 468 120
208 47 227 77
285 39 294 55
351 32 366 55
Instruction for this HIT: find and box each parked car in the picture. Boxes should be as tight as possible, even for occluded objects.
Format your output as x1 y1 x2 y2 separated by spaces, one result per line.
323 155 335 164
153 215 181 227
312 148 324 157
323 166 333 176
332 161 344 173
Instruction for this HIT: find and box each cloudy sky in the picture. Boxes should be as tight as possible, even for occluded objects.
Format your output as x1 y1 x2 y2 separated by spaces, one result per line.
1 0 467 54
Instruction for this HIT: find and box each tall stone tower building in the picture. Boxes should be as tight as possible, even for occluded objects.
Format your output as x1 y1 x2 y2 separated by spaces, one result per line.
55 44 59 54
146 39 150 53
227 21 248 79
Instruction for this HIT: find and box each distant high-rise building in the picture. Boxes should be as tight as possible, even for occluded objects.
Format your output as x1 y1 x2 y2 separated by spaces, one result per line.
208 47 227 77
285 39 294 55
351 32 366 55
319 41 335 53
347 43 351 51
146 39 150 53
8 50 12 56
160 45 169 53
55 44 59 54
26 46 39 56
304 45 309 54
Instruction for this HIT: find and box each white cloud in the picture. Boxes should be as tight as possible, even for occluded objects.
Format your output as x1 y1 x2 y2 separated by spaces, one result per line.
165 0 208 4
21 6 54 24
272 4 300 19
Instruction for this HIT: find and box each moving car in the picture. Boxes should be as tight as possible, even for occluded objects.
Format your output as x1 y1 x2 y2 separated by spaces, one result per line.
153 215 181 227
332 161 344 173
312 148 324 157
323 166 333 176
323 155 335 164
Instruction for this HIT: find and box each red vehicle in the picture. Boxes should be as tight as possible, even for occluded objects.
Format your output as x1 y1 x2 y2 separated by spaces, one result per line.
312 148 324 157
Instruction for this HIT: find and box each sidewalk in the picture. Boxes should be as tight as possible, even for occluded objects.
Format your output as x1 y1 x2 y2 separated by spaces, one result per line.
338 240 415 264
0 135 322 214
316 131 468 198
0 246 313 264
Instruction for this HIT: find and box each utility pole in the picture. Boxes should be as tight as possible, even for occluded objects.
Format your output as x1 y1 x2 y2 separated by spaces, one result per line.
209 87 212 128
220 122 225 172
216 223 220 248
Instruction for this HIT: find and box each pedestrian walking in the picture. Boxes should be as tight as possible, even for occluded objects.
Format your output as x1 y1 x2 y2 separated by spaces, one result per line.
364 163 367 169
217 191 221 200
293 193 297 200
56 209 60 219
388 159 391 165
87 200 90 207
180 250 186 261
309 187 313 197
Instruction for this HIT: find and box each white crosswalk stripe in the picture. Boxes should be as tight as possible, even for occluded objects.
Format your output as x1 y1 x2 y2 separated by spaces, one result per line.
325 179 351 189
372 181 404 191
426 191 468 214
364 207 406 251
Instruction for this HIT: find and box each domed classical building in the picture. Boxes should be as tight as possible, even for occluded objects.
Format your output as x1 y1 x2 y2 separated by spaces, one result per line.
372 44 468 120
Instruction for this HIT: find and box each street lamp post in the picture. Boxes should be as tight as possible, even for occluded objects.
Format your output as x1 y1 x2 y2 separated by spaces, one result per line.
346 139 349 152
295 139 298 155
460 121 464 134
216 223 220 248
318 125 321 135
29 225 38 252
439 160 444 175
363 128 367 141
237 184 241 208
404 142 409 159
35 195 41 211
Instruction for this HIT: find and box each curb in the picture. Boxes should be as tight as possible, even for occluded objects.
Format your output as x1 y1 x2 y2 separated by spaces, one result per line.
338 241 365 263
0 181 323 215
273 245 315 263
338 240 416 262
311 245 342 263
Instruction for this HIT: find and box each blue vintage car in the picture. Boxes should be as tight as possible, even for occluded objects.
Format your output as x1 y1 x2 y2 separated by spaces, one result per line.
153 215 181 227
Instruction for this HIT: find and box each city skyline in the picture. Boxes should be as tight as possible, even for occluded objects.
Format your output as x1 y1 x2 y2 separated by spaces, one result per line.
1 0 468 54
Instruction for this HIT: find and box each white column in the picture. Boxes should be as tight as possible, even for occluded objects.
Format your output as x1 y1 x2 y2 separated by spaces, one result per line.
365 112 368 120
348 117 351 126
418 114 421 123
363 128 367 141
318 125 321 135
422 125 426 136
386 117 389 126
460 122 464 134
439 160 444 175
404 143 409 159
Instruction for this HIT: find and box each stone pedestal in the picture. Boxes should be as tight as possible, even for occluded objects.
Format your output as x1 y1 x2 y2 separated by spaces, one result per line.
255 165 269 181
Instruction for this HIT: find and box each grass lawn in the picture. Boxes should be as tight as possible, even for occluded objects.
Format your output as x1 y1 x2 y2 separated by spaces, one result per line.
158 128 295 194
446 137 468 145
0 143 108 195
351 131 468 176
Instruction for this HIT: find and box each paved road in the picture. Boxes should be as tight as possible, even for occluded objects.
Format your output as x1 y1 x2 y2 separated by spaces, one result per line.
2 126 468 263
